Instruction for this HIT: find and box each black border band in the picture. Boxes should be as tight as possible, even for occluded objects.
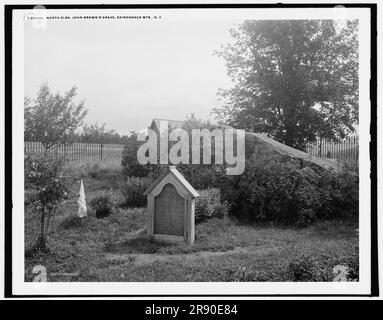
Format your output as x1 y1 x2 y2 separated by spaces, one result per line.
4 2 378 298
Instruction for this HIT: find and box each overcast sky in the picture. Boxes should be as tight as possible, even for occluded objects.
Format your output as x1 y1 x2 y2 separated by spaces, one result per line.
24 17 238 135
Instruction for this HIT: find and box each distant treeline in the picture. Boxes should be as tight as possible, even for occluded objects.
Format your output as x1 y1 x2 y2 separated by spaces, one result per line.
25 122 129 145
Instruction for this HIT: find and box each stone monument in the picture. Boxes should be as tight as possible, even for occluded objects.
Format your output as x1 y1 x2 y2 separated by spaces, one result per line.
144 166 199 244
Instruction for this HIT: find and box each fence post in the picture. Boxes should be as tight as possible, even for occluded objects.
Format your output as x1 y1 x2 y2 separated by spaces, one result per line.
100 134 103 162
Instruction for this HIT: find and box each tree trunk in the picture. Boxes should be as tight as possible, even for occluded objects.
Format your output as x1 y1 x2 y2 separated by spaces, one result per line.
284 123 296 147
284 106 298 148
36 206 47 252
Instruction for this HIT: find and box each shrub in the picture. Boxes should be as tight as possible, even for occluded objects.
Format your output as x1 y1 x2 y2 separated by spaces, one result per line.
316 164 359 219
90 193 113 218
120 177 151 208
177 164 226 190
217 162 319 224
217 160 358 225
58 215 84 230
213 202 230 219
83 162 118 181
296 208 316 228
121 132 162 178
195 188 229 223
88 162 101 178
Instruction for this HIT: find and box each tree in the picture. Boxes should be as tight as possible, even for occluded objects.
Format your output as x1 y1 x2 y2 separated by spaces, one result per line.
214 20 358 150
24 82 86 252
121 131 153 177
24 82 88 149
179 114 225 188
25 153 77 252
81 123 123 144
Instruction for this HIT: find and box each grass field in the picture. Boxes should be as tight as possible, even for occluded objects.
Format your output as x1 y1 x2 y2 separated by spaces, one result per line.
24 169 359 282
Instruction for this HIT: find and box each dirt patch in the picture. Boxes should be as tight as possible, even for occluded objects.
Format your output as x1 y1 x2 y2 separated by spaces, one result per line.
106 253 171 265
105 246 281 266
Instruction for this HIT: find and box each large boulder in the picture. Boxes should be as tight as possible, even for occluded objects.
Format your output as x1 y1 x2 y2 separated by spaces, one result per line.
245 132 343 172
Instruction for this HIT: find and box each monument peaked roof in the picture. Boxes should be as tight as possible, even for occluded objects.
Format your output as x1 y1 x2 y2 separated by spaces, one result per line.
144 166 199 198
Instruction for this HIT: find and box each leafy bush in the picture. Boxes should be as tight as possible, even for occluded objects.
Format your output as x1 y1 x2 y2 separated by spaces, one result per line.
195 188 229 223
58 215 85 230
212 202 230 219
90 193 113 218
217 160 358 225
88 162 101 178
316 163 359 219
120 177 151 208
177 164 227 190
217 162 318 224
121 132 162 178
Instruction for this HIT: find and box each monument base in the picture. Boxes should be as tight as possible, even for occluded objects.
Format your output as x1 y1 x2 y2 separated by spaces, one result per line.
150 234 185 243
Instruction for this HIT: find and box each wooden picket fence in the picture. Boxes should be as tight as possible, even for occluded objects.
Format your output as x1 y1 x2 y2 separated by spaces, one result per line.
306 136 359 163
25 136 359 165
24 141 124 165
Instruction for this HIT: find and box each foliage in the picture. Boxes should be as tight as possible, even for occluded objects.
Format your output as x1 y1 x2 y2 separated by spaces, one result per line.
24 82 88 149
86 162 101 178
80 122 124 144
217 160 358 225
287 251 359 281
24 168 358 282
337 250 359 281
315 163 359 219
120 114 230 183
177 164 226 190
25 202 358 281
25 153 74 206
90 193 113 218
120 177 151 208
214 20 359 149
287 254 327 281
58 215 85 230
24 152 77 250
121 131 157 177
174 114 229 189
195 188 229 223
